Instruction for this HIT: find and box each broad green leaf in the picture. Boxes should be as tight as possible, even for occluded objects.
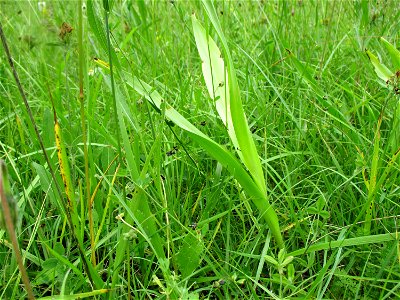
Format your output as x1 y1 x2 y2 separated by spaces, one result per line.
200 1 267 195
175 231 204 278
129 78 284 249
380 37 400 71
365 49 394 82
130 188 165 262
41 241 86 284
191 16 241 159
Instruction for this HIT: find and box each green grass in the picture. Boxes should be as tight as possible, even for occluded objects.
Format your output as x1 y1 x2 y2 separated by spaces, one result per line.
1 0 400 299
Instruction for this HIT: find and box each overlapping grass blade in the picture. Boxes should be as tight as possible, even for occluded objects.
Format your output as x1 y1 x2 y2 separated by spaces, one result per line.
129 78 284 249
288 232 398 257
288 50 365 146
286 50 324 97
129 188 165 262
363 116 381 235
37 289 109 300
51 101 103 289
87 0 120 68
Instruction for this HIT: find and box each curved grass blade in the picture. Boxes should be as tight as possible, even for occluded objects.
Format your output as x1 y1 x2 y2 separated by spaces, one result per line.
129 78 284 249
286 50 324 97
288 232 398 257
37 289 109 300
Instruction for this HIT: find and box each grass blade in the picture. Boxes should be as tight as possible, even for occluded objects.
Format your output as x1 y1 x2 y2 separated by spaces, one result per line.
87 0 120 68
129 78 284 249
52 105 75 217
37 289 109 300
288 232 398 257
363 117 382 235
77 0 94 266
286 50 324 97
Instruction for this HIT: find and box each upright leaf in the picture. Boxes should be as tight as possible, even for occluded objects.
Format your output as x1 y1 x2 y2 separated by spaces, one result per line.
363 117 381 235
200 1 266 194
129 78 284 249
192 15 242 162
53 109 75 215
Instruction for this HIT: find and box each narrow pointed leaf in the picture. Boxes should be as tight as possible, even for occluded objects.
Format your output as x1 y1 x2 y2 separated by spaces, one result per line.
0 161 17 229
363 118 381 235
130 188 166 262
286 50 324 97
288 232 398 257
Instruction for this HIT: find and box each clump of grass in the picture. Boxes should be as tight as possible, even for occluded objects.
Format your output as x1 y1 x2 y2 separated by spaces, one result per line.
1 0 400 298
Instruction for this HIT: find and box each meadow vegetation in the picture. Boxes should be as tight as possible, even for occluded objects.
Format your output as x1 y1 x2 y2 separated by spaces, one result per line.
0 0 400 299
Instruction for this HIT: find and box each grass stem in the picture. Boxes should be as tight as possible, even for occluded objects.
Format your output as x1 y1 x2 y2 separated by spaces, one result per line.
0 161 35 300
